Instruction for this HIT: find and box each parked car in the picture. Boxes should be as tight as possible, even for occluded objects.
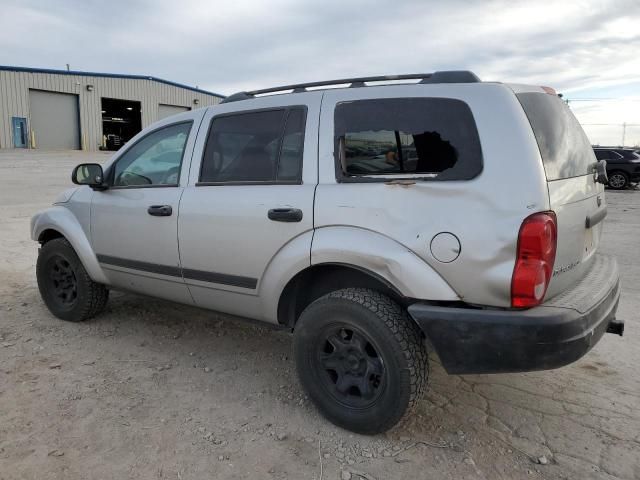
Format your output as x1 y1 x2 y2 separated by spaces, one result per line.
31 71 624 434
593 146 640 189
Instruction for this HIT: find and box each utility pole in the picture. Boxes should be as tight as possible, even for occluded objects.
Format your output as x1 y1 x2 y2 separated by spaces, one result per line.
622 122 626 147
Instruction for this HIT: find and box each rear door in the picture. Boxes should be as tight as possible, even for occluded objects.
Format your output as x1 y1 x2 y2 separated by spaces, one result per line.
178 95 320 321
516 91 605 298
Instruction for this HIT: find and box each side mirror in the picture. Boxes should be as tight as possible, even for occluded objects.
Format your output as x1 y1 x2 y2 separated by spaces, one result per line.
72 163 106 189
593 159 608 185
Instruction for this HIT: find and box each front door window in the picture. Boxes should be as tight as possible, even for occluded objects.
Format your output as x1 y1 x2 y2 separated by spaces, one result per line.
111 122 192 187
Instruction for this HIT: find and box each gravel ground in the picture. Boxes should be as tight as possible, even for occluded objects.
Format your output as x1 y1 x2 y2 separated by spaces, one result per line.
0 149 638 480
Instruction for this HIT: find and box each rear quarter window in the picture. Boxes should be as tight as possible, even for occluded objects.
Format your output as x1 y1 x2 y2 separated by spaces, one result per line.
334 98 483 181
517 92 596 181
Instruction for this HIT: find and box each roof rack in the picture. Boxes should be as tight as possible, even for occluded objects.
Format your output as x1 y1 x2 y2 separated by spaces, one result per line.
220 70 480 103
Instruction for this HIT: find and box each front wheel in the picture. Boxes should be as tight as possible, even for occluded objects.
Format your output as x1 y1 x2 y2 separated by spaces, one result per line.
608 171 629 190
293 288 428 434
36 238 109 322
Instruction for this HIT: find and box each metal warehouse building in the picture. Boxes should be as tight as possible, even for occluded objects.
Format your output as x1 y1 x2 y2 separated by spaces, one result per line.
0 65 223 151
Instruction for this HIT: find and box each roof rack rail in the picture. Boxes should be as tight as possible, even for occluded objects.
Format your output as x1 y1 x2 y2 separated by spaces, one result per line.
220 70 480 103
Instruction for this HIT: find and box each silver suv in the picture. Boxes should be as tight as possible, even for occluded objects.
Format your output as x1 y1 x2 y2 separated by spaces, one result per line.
31 71 624 434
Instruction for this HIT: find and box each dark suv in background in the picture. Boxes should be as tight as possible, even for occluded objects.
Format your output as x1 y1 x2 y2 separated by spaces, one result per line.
593 147 640 189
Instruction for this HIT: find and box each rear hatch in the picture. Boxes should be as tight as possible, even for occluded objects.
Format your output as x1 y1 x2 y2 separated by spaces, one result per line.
516 90 605 299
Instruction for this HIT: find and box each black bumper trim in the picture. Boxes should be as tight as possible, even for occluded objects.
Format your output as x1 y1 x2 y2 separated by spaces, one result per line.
408 280 621 375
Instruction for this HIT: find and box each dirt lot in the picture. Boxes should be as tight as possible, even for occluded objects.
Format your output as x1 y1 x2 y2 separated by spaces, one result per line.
0 149 639 480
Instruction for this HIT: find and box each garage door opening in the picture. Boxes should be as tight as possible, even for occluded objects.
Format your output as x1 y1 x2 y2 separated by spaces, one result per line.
101 98 142 151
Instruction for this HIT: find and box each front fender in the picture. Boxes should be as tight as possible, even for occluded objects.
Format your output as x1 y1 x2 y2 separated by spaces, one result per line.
31 206 110 285
311 226 460 301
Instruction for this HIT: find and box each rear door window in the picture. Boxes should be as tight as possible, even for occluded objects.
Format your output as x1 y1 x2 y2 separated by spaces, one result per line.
199 107 306 184
594 150 608 160
517 92 595 180
615 149 638 160
594 149 623 161
608 151 623 161
334 98 483 181
277 108 306 181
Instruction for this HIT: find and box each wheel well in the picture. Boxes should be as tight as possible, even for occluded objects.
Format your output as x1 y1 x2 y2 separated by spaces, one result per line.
38 229 64 244
277 264 407 328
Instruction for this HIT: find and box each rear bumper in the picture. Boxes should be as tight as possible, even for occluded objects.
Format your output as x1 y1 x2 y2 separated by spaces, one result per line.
408 254 622 375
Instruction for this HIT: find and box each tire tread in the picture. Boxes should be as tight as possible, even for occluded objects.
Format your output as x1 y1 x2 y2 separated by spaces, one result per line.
295 287 428 433
323 288 428 426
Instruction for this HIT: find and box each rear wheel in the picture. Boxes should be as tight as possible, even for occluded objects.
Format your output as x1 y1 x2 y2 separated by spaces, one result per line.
293 288 428 434
36 238 108 322
608 171 629 190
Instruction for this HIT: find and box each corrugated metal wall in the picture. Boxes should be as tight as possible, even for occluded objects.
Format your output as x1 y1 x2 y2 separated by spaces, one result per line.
0 70 222 150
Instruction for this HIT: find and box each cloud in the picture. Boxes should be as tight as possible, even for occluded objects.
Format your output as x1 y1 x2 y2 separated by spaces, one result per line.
1 0 638 144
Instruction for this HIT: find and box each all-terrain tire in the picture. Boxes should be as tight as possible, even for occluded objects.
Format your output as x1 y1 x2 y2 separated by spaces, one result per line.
36 238 108 322
293 288 428 434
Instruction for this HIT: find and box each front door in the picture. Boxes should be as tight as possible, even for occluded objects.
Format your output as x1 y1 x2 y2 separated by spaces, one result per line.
178 97 320 322
12 117 27 148
91 119 198 304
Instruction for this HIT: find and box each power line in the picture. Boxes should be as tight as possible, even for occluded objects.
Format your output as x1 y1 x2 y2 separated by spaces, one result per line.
566 98 640 102
579 122 640 146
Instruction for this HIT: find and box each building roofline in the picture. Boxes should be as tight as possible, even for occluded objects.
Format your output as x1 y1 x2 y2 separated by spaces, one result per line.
0 65 225 99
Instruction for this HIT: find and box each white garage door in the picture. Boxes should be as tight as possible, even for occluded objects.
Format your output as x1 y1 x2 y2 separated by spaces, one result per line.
158 104 190 121
29 90 80 150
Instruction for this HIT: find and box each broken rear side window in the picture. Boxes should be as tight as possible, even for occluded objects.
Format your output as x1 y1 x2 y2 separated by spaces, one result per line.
334 98 483 181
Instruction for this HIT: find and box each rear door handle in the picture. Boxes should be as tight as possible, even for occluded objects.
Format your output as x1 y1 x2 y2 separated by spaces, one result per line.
268 208 303 222
147 205 173 217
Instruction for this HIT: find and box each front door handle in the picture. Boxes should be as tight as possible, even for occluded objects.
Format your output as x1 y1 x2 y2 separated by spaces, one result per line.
147 205 173 217
268 208 303 222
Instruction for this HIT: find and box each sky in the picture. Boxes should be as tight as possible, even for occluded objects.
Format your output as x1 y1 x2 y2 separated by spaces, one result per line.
1 0 639 146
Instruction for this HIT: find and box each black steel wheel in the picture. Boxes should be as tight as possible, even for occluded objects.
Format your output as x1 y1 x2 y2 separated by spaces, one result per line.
294 288 428 434
46 256 78 306
36 238 108 322
316 325 386 409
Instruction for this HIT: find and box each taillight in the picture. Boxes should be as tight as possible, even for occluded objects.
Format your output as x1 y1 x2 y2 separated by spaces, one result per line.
511 212 557 308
